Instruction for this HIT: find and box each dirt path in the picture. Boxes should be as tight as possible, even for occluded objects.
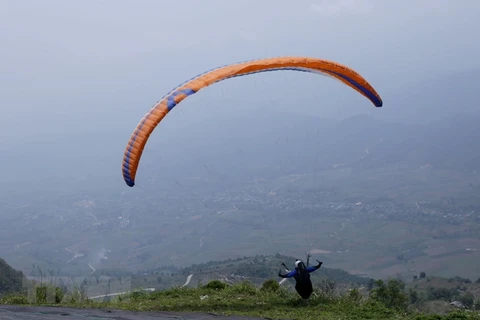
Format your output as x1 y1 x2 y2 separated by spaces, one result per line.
0 305 266 320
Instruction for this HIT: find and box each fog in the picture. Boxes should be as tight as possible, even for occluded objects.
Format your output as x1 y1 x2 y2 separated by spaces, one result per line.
1 1 480 281
1 0 479 143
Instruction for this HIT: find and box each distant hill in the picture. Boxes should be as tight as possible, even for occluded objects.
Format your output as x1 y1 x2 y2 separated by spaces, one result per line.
374 68 480 125
83 254 480 316
311 112 480 172
3 89 480 187
83 254 374 295
0 258 25 297
2 65 480 184
140 110 480 178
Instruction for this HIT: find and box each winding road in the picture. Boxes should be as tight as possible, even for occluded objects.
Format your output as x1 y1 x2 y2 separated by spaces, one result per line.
182 274 194 287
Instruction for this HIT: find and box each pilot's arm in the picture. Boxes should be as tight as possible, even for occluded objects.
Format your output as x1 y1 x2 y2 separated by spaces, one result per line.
278 269 297 278
306 260 322 273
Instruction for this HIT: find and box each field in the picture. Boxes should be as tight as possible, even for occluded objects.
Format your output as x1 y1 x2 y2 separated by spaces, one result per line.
2 113 480 283
2 163 479 286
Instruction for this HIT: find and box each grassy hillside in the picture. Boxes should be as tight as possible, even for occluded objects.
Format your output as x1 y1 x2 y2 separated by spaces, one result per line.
2 254 480 319
2 277 479 320
125 254 374 293
0 257 27 297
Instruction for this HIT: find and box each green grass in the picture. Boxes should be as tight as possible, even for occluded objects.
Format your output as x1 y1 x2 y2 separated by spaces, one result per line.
2 280 479 320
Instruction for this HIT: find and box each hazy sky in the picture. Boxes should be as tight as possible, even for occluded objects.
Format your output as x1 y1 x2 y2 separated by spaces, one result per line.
1 0 479 144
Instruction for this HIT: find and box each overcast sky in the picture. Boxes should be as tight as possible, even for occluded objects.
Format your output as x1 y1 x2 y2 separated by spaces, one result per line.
1 0 479 144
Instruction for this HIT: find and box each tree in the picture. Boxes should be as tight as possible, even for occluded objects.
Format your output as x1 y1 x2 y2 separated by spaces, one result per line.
369 279 409 311
409 288 419 304
203 280 227 291
0 257 26 297
458 292 475 309
367 278 375 290
426 287 457 301
419 272 426 279
260 279 280 293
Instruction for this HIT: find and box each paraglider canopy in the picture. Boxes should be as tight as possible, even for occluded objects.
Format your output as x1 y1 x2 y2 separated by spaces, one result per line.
122 56 383 187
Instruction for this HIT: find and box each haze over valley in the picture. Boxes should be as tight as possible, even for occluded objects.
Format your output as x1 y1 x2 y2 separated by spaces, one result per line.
1 2 480 313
